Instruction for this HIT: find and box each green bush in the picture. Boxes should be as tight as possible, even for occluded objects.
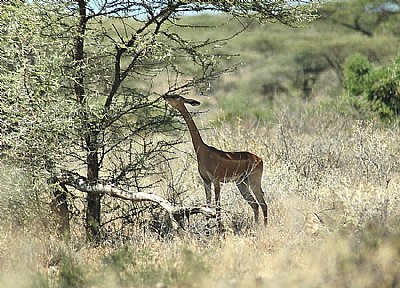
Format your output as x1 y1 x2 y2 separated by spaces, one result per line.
368 58 400 119
343 54 400 120
343 54 372 97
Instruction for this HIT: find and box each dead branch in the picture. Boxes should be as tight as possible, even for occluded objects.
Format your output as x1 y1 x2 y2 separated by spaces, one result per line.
53 171 216 232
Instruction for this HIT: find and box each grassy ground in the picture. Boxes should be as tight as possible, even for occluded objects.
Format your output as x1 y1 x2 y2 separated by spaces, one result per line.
1 96 399 288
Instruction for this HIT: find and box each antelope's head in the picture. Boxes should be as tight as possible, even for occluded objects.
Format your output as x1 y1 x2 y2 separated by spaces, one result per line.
163 95 200 110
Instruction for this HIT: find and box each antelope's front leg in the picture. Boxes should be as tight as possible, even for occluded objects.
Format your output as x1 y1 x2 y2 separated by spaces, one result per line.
203 179 212 207
214 181 223 232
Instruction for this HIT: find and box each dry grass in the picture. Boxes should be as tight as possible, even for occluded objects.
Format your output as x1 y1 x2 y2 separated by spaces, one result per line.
1 104 400 288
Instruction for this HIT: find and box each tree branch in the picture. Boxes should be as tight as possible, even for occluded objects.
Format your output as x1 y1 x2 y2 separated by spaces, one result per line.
54 171 216 232
103 2 183 113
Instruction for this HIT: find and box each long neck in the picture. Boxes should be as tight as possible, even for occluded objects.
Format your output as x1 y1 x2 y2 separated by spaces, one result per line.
178 105 204 154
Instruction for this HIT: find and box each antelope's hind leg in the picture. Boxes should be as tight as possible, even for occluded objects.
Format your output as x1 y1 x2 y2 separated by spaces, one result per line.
237 182 259 224
247 175 268 225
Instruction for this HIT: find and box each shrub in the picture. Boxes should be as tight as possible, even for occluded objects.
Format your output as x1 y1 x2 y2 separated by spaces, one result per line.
368 58 400 119
343 54 400 120
343 54 372 97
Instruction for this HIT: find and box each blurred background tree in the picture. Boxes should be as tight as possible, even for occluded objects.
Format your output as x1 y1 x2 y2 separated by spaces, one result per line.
320 0 400 37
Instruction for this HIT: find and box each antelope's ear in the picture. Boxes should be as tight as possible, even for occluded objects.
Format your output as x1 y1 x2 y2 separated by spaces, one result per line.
184 98 201 106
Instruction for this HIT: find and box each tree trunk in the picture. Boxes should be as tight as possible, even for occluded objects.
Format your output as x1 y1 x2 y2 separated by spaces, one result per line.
86 134 101 241
73 0 102 242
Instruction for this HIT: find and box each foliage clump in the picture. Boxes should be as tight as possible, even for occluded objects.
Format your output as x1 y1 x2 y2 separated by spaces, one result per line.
344 54 400 120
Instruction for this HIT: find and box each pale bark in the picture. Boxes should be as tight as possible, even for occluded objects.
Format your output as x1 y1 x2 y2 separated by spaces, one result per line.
55 171 216 232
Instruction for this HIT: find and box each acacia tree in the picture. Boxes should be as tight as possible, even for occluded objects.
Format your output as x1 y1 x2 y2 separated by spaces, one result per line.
0 0 319 240
0 2 77 231
321 0 400 37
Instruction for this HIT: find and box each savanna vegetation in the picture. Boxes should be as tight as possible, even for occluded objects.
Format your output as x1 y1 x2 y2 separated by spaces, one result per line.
1 0 400 287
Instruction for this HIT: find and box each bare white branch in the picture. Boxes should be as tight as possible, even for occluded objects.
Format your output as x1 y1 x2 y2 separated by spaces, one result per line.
54 171 216 233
